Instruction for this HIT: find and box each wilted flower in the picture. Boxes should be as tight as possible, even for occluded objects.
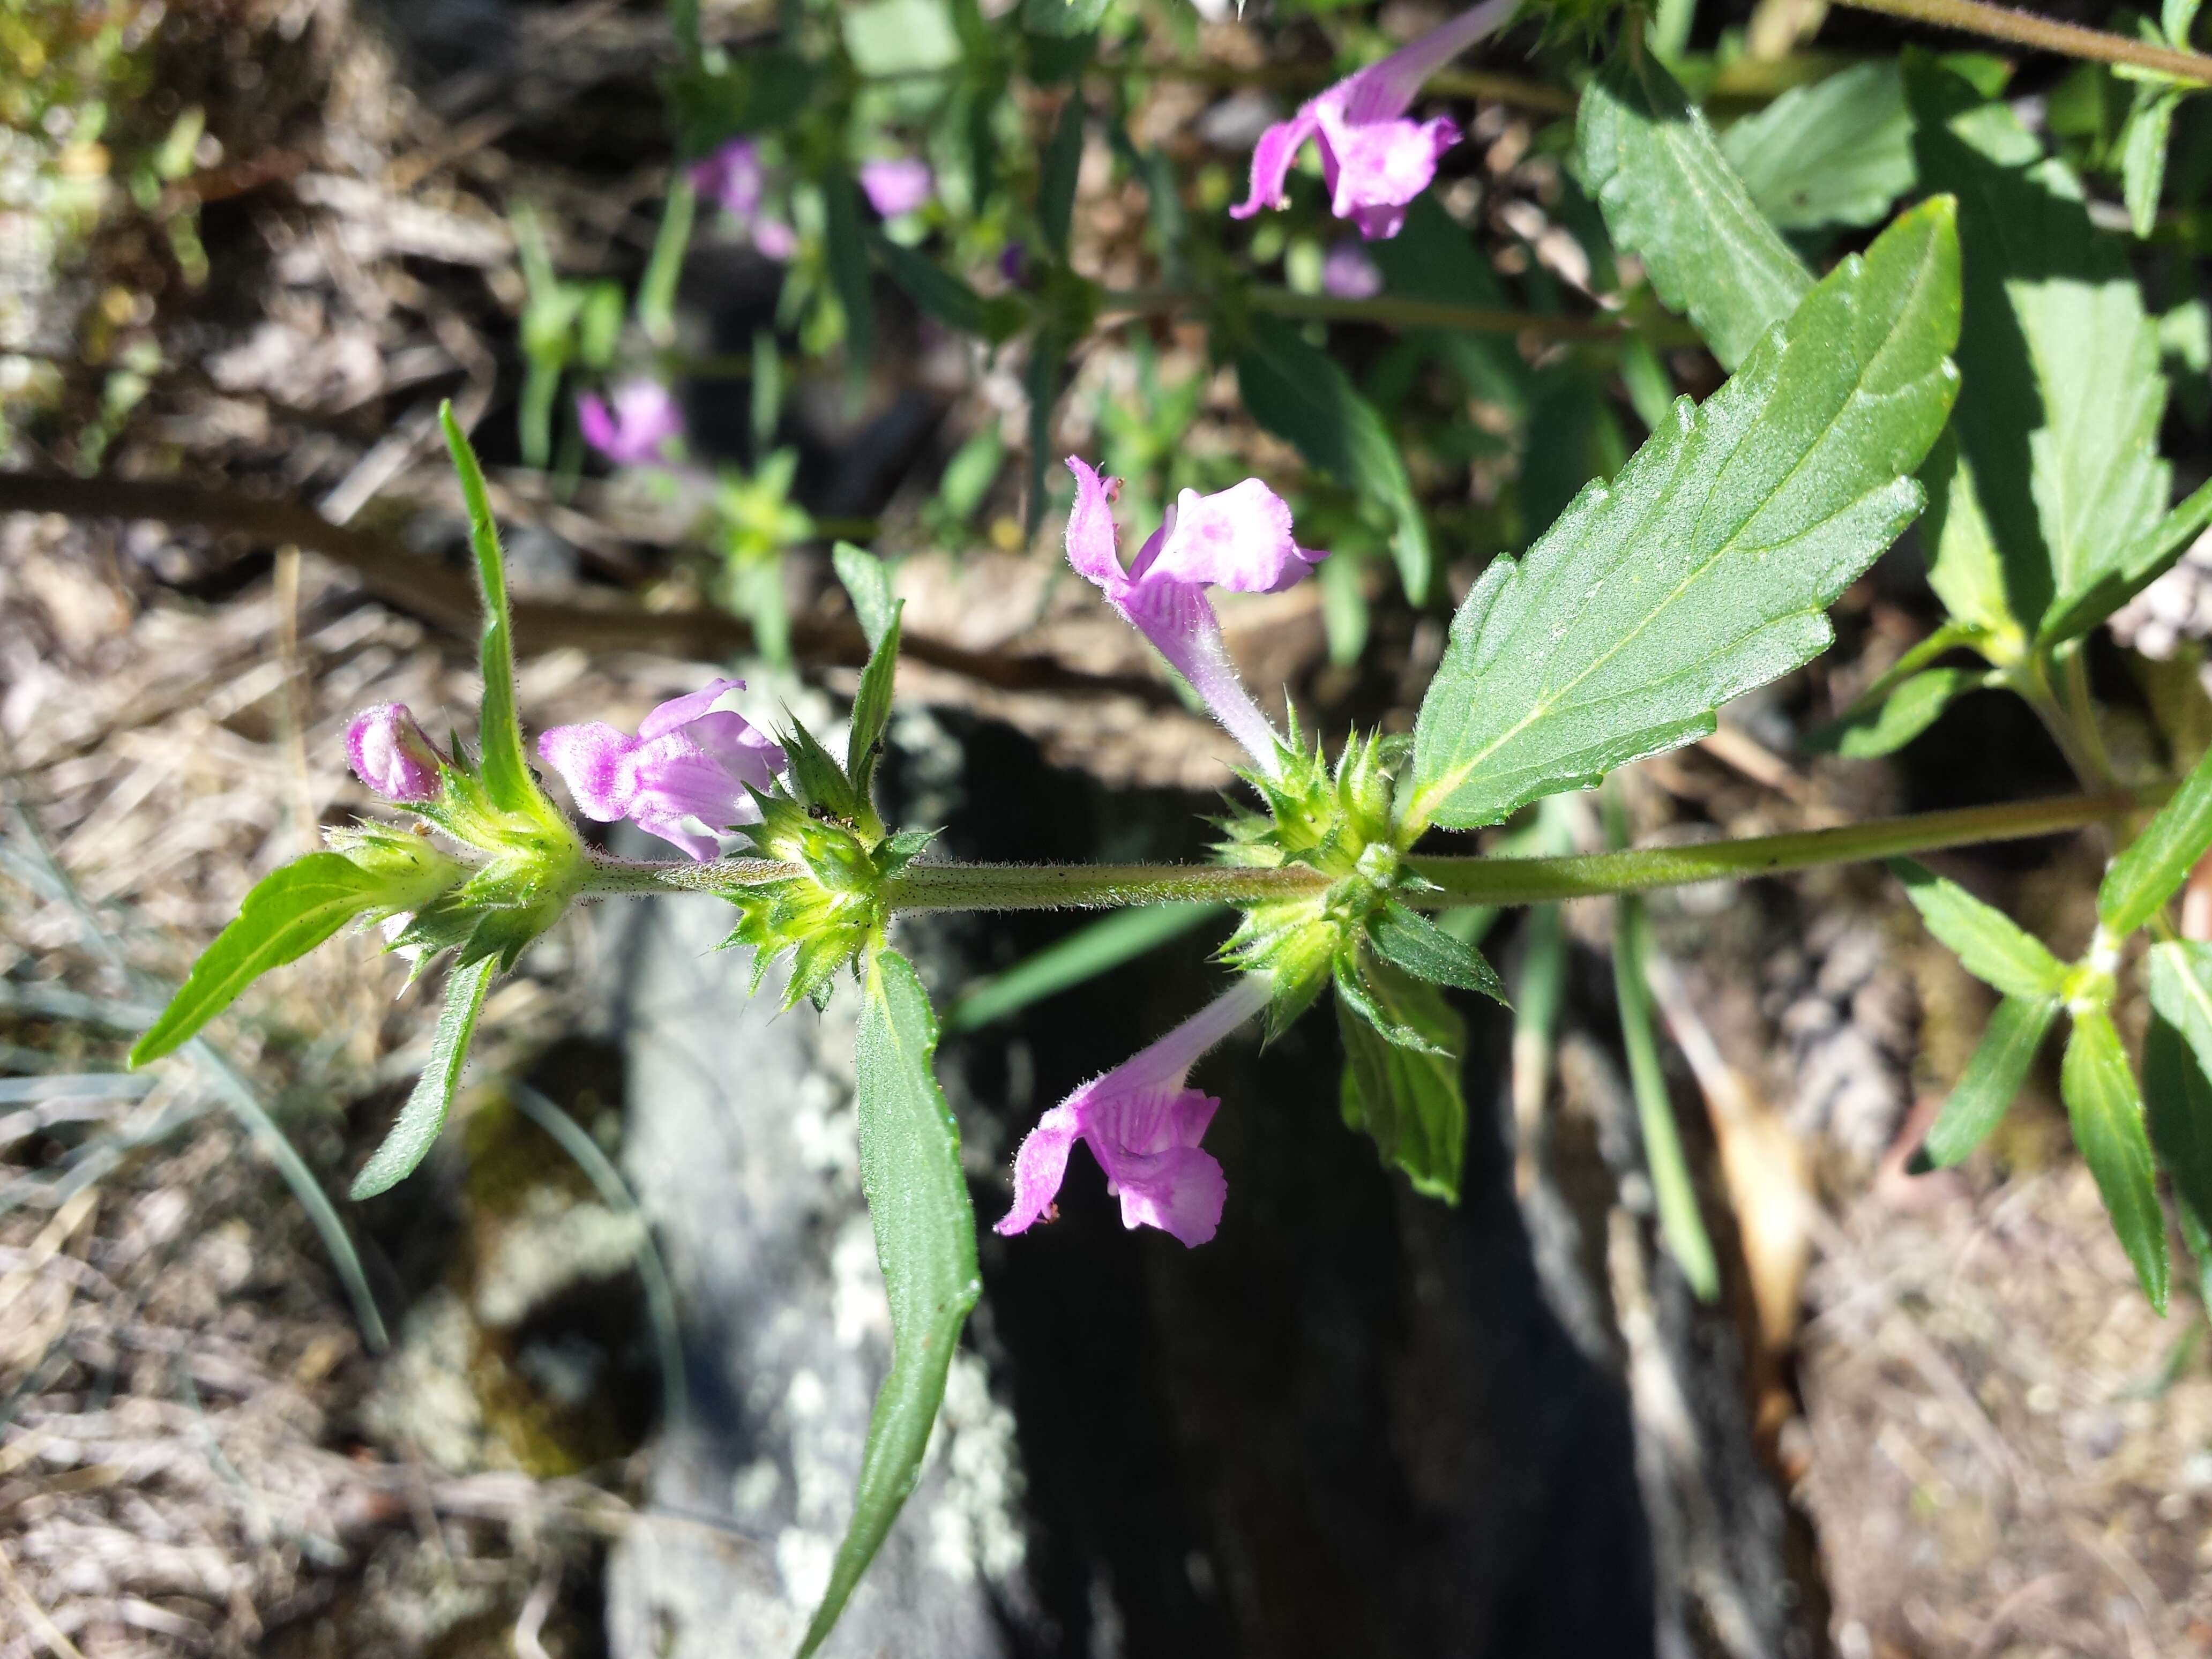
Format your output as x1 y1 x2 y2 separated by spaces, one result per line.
1321 240 1385 299
1063 457 1325 777
347 703 445 804
537 678 786 861
1231 0 1516 241
858 157 934 218
578 380 683 466
996 975 1272 1247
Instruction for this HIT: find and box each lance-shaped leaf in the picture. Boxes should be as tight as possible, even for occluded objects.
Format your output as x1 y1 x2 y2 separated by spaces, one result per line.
1807 664 1983 759
1891 858 2067 1000
1038 93 1083 256
1410 198 1961 832
1718 60 1918 234
2039 477 2212 649
2062 1007 2169 1312
1336 955 1467 1202
798 948 980 1658
2145 943 2212 1228
847 597 904 804
1366 899 1507 1005
873 237 1025 345
833 541 900 652
349 952 497 1199
1916 994 2060 1168
1905 58 2171 640
823 168 874 383
1235 313 1433 605
130 854 386 1066
2099 737 2212 937
1576 50 1813 370
443 406 539 816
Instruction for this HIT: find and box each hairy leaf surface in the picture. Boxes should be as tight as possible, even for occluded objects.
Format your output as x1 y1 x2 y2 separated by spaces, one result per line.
1336 957 1466 1202
443 407 538 815
1577 51 1813 370
799 949 980 1657
350 952 497 1199
1411 199 1961 831
1892 858 2067 999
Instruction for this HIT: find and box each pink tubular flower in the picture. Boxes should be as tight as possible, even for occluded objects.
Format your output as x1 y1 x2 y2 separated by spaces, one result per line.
578 381 683 467
1321 240 1384 299
1231 0 1517 241
1063 457 1325 778
347 704 444 803
750 218 797 261
858 157 934 218
996 975 1272 1248
536 678 785 861
690 138 767 219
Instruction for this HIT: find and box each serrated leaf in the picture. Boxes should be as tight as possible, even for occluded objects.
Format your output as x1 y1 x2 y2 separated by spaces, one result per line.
1576 50 1813 370
1039 94 1083 257
1807 665 1981 758
797 948 980 1658
349 952 496 1199
1905 58 2171 639
1367 899 1508 1004
130 854 385 1066
832 542 899 652
823 169 873 384
2061 1007 2169 1312
1917 994 2059 1167
1409 199 1962 832
1892 858 2067 999
1719 60 1918 232
847 604 903 802
2098 736 2212 936
442 406 537 815
1235 314 1432 605
2039 477 2212 649
2144 946 2212 1225
1335 956 1466 1201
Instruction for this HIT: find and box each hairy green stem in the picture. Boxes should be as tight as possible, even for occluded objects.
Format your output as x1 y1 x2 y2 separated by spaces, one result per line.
1834 0 2212 82
581 786 2150 911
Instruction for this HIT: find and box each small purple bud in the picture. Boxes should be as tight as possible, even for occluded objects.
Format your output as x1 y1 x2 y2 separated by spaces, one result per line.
347 703 444 804
998 241 1031 286
858 157 934 218
578 380 683 467
1321 241 1385 300
690 138 767 220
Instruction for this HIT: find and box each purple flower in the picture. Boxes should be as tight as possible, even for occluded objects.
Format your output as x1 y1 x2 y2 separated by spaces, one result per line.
689 138 767 220
536 678 786 861
750 218 797 261
996 975 1271 1248
1063 457 1325 776
578 381 683 467
1231 0 1516 242
346 703 444 804
1321 240 1385 299
858 157 934 218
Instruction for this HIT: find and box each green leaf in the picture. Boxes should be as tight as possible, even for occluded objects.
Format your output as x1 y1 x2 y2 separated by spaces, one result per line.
1363 195 1528 415
663 53 816 160
1905 58 2171 639
1024 330 1063 536
847 602 903 802
1235 314 1432 604
1334 946 1452 1056
1366 899 1508 1004
2121 87 2182 238
1039 94 1083 257
873 237 1023 343
2099 738 2212 936
1891 858 2067 999
823 169 873 384
1806 665 1982 758
842 0 960 75
2061 1007 2169 1313
940 903 1221 1033
833 542 900 653
2038 477 2212 649
1021 0 1109 37
442 406 537 814
1410 198 1962 832
1917 994 2060 1167
1612 887 1720 1298
1576 50 1814 370
798 948 980 1658
1318 551 1371 666
1918 430 2020 641
349 952 497 1200
1719 61 1918 232
130 854 384 1066
2145 945 2212 1225
1335 955 1467 1201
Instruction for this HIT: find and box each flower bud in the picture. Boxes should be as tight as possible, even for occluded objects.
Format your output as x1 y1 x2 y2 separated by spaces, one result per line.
346 704 445 804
